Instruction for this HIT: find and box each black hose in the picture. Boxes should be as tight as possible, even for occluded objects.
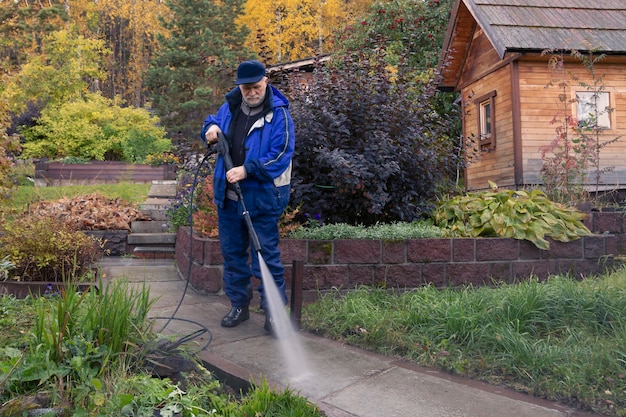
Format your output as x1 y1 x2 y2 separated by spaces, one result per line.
154 145 218 351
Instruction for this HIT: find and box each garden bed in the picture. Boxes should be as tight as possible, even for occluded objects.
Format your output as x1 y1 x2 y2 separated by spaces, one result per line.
34 160 177 186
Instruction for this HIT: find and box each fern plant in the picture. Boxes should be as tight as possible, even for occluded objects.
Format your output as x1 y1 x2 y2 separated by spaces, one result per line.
432 182 592 250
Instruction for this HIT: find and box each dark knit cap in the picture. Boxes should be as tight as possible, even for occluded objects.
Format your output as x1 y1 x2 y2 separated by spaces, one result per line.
235 60 266 85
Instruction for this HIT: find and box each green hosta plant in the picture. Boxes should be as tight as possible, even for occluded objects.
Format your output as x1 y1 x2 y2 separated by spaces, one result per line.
432 182 591 250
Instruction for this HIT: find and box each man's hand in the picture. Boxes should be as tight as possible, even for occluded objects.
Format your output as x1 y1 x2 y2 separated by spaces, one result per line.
226 166 247 183
204 125 222 144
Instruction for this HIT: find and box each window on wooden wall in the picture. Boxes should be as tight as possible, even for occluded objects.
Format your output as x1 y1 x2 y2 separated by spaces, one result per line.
576 91 611 130
476 90 496 150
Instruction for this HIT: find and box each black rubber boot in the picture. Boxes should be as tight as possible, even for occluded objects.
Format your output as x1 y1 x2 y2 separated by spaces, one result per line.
221 306 249 328
264 313 277 338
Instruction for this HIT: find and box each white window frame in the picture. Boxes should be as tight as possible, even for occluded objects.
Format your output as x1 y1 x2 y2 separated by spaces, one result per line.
576 91 611 130
476 90 496 150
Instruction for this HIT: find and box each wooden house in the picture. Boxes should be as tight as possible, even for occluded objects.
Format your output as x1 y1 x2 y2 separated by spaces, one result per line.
267 55 330 94
438 0 626 193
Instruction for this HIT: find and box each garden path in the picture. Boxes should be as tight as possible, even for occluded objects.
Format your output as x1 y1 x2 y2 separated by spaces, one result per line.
100 256 602 417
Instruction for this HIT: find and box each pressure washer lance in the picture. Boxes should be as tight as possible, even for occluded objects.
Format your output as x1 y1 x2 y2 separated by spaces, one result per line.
216 131 262 253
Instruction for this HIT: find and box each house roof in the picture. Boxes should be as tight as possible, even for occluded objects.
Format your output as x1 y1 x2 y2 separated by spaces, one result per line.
267 55 330 74
438 0 626 89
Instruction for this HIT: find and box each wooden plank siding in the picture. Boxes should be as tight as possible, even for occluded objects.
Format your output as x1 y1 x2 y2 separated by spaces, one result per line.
463 56 626 190
457 28 503 88
516 57 626 187
457 26 521 190
35 161 177 186
463 64 516 190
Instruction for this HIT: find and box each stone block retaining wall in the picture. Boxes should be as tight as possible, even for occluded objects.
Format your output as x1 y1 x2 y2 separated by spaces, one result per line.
175 211 626 298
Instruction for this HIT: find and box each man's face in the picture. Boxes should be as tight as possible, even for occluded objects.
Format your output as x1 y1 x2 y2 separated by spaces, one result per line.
240 77 268 107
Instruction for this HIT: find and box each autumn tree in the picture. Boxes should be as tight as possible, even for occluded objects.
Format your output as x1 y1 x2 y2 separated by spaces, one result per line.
334 0 454 71
92 0 168 107
2 30 108 116
0 0 69 74
145 0 251 139
0 0 168 108
238 0 371 63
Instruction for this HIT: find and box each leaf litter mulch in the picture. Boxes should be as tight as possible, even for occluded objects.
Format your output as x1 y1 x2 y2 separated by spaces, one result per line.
27 192 151 231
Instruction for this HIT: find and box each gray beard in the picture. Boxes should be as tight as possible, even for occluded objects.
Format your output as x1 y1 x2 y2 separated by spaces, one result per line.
241 97 265 116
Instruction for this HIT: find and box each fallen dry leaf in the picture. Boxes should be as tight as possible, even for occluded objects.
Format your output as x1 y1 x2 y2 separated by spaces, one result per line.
28 193 150 231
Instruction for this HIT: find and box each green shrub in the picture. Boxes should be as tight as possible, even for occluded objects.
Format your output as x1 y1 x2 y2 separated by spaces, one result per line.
1 279 157 414
0 256 14 282
0 215 102 282
432 182 591 249
20 92 171 163
288 50 459 226
165 183 195 232
165 163 212 232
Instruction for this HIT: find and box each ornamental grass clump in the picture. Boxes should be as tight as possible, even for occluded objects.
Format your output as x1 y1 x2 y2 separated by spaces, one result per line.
432 182 591 250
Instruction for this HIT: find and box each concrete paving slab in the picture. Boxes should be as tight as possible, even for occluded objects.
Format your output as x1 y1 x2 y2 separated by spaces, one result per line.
210 334 395 400
322 365 565 417
153 302 267 344
99 259 179 283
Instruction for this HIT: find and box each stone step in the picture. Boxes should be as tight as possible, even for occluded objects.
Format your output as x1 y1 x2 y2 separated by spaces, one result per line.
129 180 178 257
148 181 177 199
140 197 170 211
141 210 168 221
127 232 176 245
140 197 171 221
131 245 176 259
132 246 176 254
131 220 171 233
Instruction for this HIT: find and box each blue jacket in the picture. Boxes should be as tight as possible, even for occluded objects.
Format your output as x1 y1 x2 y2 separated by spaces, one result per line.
200 85 295 217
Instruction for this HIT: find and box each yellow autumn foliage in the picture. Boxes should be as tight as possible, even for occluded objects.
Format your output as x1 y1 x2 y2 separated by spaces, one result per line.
237 0 372 63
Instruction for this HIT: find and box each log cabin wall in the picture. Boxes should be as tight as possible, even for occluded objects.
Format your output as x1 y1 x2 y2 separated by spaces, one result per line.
462 65 517 190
